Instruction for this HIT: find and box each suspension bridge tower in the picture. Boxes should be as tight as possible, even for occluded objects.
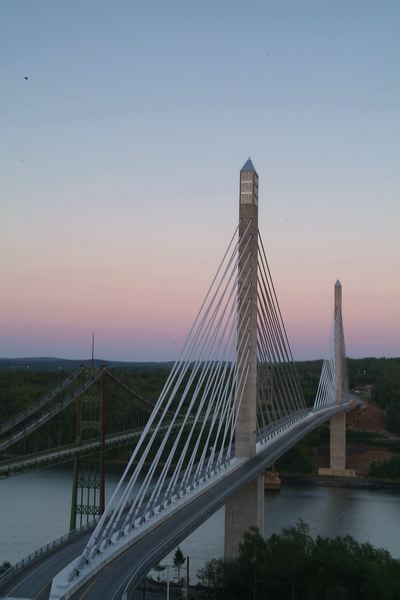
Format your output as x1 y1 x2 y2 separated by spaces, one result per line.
224 158 264 558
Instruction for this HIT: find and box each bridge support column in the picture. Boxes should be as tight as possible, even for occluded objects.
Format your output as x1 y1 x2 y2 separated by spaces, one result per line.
319 282 355 478
319 412 355 477
330 413 346 470
225 158 263 558
264 465 281 490
225 476 264 559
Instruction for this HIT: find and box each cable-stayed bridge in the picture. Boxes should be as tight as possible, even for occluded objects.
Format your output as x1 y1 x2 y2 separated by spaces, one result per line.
0 160 360 600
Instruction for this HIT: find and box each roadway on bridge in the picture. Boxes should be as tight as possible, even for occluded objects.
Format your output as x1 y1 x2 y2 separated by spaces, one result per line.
0 419 196 479
0 531 92 600
0 402 359 600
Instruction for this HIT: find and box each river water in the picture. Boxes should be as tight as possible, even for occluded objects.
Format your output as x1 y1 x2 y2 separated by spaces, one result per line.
1 468 400 580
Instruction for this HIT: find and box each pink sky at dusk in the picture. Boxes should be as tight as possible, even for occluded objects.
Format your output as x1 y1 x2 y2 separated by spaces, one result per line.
1 2 399 361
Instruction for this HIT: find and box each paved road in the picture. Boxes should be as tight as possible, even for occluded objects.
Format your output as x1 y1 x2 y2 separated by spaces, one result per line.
0 531 93 599
68 403 358 600
0 402 359 600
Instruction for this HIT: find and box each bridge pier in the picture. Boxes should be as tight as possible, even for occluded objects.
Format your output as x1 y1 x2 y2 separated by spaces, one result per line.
264 465 281 490
318 282 355 478
225 477 264 558
318 413 355 477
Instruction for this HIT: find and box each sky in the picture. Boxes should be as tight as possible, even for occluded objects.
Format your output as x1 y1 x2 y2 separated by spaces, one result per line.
1 0 399 361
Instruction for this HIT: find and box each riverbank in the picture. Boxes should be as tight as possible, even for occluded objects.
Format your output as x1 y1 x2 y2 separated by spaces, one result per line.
281 473 400 492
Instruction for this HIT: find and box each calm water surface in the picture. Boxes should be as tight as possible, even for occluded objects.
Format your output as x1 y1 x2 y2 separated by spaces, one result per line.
1 468 399 579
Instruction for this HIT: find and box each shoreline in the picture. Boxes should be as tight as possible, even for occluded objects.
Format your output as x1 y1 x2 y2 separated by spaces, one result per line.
52 463 400 493
105 464 400 492
280 473 400 493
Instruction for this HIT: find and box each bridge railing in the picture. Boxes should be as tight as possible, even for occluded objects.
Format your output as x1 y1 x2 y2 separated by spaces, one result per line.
0 427 145 473
0 419 195 479
0 517 99 591
257 408 310 446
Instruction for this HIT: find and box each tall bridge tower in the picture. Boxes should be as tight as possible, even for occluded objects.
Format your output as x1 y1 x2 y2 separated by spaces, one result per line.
225 158 264 558
330 281 347 471
319 281 355 477
43 161 359 600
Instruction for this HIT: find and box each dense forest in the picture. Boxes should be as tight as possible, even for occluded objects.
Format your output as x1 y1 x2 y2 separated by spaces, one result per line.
0 358 399 473
196 523 400 599
1 356 399 416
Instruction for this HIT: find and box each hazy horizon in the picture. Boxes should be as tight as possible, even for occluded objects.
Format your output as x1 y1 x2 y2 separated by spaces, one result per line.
1 352 399 364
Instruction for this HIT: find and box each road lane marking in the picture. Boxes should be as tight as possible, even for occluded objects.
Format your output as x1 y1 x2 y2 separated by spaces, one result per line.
77 563 110 600
5 536 90 597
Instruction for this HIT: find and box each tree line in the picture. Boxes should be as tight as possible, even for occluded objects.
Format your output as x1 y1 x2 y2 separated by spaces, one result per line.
197 522 400 599
0 358 398 458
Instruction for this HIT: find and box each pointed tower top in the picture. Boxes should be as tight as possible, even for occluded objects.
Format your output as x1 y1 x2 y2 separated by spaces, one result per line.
240 157 257 174
335 280 342 287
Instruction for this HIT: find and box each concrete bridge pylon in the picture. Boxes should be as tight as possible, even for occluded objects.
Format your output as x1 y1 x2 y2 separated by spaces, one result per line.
319 281 356 478
224 159 264 559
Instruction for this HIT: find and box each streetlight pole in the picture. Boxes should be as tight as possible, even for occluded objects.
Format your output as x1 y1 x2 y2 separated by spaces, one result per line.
166 565 170 600
253 550 257 600
158 564 170 600
186 556 190 599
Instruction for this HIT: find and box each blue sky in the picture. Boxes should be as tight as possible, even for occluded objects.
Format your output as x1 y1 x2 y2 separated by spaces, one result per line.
1 1 399 360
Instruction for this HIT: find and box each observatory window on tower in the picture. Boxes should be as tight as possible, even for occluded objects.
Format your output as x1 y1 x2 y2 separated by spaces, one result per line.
241 193 252 204
241 172 256 204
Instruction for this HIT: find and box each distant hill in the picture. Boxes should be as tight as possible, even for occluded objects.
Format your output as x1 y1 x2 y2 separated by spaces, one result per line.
0 357 174 371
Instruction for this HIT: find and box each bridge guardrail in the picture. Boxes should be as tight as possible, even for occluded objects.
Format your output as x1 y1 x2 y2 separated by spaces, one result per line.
0 427 143 473
0 417 202 479
0 518 99 591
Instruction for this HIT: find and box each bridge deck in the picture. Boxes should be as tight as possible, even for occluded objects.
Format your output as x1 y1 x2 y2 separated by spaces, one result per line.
0 531 92 600
0 402 359 600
